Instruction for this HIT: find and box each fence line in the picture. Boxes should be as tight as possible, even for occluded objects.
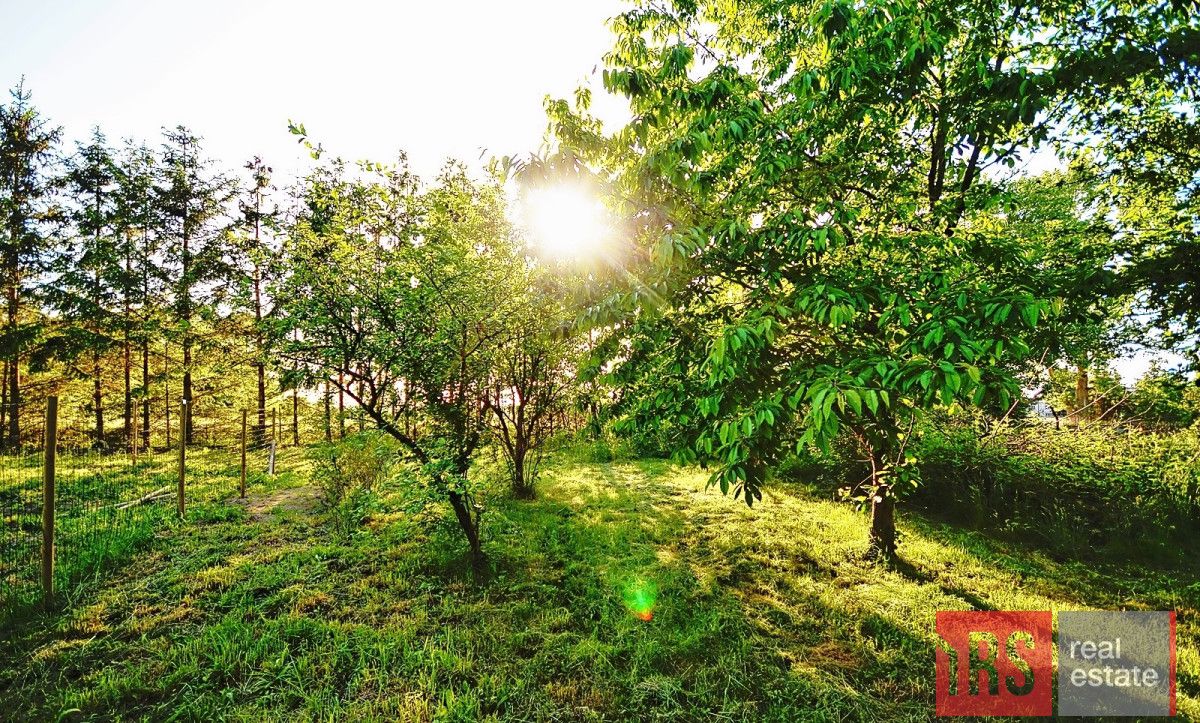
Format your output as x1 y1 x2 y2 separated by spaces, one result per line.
1 397 319 616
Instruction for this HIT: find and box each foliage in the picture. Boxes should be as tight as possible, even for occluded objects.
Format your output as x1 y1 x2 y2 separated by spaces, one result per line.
276 144 522 566
915 419 1200 561
0 79 62 447
1124 364 1200 430
483 268 577 498
311 432 394 536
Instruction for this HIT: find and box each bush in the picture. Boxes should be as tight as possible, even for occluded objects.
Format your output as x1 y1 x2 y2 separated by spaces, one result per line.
910 420 1200 561
311 433 397 534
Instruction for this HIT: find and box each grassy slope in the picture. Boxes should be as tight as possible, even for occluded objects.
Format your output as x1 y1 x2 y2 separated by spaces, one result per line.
0 454 1195 721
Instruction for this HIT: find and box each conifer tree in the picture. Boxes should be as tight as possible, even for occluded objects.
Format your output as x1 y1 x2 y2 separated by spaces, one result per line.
0 80 61 447
156 127 234 444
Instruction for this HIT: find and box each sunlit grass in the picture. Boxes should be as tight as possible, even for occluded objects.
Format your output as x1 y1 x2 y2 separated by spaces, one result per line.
0 451 1194 720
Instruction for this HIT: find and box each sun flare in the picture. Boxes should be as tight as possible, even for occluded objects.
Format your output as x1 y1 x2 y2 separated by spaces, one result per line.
523 185 610 260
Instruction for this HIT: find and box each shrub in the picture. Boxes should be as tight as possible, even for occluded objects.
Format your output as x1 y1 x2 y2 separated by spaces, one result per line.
910 420 1200 561
311 433 397 534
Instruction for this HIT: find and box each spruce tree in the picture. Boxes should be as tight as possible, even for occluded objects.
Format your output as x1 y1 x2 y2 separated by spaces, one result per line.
156 127 233 444
0 80 61 448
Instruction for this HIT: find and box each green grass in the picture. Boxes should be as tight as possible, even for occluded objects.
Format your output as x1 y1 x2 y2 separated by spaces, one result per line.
0 452 1196 721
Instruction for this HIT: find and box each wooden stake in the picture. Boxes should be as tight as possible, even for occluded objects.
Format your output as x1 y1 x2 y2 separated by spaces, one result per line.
177 400 187 518
240 409 247 499
41 396 58 610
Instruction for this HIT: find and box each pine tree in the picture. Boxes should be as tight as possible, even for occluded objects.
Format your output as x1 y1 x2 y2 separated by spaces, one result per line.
231 156 278 446
156 127 233 444
116 141 160 450
43 128 121 447
0 80 61 448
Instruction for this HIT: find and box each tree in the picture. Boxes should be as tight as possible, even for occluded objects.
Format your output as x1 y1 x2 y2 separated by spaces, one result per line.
278 146 519 568
987 167 1131 420
484 271 576 499
42 128 121 446
548 0 1194 556
0 80 61 447
156 127 234 444
116 141 161 450
230 155 279 446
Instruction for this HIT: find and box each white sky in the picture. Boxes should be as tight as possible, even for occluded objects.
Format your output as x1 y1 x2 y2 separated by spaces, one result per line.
1 0 631 178
0 0 1177 381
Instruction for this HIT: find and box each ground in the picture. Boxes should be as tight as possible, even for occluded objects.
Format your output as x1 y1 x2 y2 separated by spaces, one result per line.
0 453 1196 721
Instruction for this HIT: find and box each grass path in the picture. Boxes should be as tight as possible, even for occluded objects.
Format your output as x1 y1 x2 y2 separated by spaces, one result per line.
0 456 1195 721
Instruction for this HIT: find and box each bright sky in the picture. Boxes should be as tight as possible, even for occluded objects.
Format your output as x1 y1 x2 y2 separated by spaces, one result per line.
0 0 1178 382
1 0 631 178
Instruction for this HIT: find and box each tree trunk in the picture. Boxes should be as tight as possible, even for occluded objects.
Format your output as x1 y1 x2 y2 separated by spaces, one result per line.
164 341 171 449
323 378 332 442
255 361 266 447
511 452 534 499
337 371 345 439
182 364 192 443
868 493 896 558
123 326 132 448
1 358 8 447
93 348 104 447
447 490 485 570
6 263 20 448
141 339 151 450
292 387 299 446
1075 366 1089 423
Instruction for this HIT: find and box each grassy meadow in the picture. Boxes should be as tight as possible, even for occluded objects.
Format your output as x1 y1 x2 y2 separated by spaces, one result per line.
1 445 1194 721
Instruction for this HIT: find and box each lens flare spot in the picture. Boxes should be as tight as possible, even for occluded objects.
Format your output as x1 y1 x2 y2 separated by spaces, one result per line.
622 579 658 622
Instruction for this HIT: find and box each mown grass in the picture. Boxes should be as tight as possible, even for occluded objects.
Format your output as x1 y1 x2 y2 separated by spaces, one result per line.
0 449 1195 721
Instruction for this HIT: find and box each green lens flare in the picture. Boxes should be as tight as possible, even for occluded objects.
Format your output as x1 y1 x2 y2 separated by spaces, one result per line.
622 579 658 621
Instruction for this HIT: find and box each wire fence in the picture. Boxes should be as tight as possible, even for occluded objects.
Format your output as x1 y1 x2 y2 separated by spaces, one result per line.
0 396 327 618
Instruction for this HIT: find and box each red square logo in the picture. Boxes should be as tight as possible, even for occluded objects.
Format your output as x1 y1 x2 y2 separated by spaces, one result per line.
936 611 1053 716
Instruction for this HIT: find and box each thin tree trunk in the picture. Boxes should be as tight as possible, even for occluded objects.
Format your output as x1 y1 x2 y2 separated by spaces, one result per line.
869 493 897 558
141 339 150 450
0 358 8 446
1075 365 1089 422
140 228 151 451
123 244 133 449
292 387 299 446
865 444 896 558
164 339 171 449
337 371 345 439
323 377 332 442
448 489 485 570
6 261 21 448
93 348 104 447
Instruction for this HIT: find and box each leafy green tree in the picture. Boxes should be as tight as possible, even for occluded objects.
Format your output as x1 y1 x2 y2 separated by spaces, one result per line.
1124 363 1199 430
988 167 1131 418
1066 7 1200 371
278 146 519 567
548 0 1193 556
156 127 234 444
0 79 61 447
484 270 577 499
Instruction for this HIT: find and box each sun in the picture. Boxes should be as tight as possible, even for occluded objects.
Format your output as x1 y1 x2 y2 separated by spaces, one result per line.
522 184 610 260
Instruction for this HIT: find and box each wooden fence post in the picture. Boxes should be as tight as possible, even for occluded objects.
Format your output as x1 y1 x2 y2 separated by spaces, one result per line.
177 400 187 518
131 404 139 466
240 409 248 499
41 396 58 610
